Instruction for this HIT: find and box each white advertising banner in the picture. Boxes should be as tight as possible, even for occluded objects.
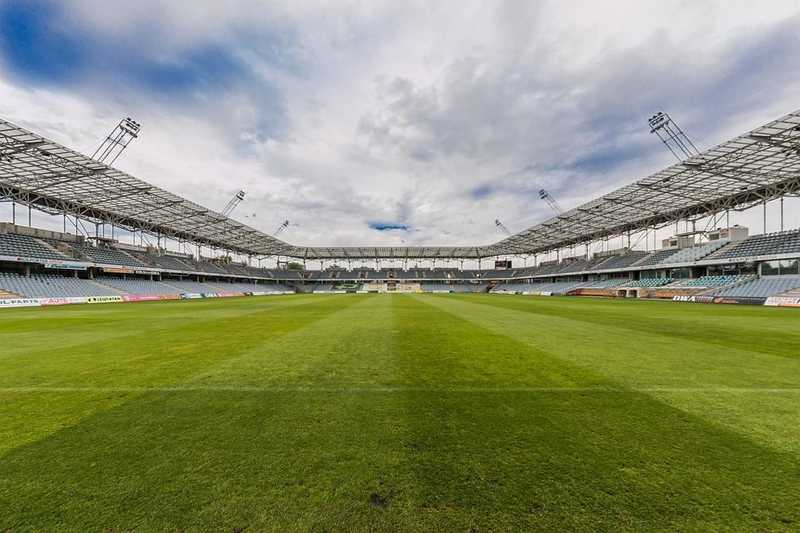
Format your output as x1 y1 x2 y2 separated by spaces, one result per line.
39 297 88 306
0 298 41 308
764 296 800 307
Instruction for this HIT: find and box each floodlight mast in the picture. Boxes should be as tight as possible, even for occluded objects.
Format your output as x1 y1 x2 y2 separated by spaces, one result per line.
274 220 290 237
494 219 512 236
538 189 563 215
93 117 141 164
648 111 699 161
222 190 246 216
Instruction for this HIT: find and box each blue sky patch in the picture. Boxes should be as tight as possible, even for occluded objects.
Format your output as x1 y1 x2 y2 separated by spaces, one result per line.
369 222 409 232
0 2 85 83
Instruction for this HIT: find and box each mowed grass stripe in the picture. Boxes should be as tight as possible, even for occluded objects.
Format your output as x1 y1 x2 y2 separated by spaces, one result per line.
0 294 325 361
184 294 401 388
417 294 800 389
0 296 423 531
0 295 354 387
390 293 602 388
0 390 418 532
0 295 360 456
390 295 800 531
415 293 800 455
460 293 800 359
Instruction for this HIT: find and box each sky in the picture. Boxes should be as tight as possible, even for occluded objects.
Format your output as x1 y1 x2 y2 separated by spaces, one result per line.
0 0 799 263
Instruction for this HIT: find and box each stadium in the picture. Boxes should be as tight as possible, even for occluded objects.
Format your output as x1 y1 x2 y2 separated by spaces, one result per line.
2 2 800 531
2 110 800 305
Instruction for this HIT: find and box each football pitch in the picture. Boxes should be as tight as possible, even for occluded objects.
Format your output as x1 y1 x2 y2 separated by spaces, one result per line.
1 293 799 531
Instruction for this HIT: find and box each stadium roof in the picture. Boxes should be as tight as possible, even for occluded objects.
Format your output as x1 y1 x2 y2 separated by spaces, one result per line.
1 110 799 259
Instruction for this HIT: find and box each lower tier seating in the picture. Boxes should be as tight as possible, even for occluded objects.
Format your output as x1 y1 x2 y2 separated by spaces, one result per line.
708 277 800 298
0 272 119 298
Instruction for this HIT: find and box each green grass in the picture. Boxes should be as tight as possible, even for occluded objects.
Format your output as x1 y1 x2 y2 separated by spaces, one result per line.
1 293 799 531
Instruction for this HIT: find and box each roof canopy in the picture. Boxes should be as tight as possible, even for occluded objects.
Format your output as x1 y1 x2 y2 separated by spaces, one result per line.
2 110 799 259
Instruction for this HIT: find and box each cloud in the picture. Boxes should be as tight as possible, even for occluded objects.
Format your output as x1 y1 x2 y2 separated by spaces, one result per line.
0 0 799 265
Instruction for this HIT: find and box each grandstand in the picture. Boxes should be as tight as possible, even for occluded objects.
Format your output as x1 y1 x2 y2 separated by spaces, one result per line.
0 271 118 298
1 109 800 306
2 221 800 303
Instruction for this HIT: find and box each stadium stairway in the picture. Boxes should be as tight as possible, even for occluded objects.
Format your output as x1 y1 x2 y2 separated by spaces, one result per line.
708 277 800 299
773 286 800 299
36 237 71 258
701 241 742 261
696 275 756 296
0 288 21 299
90 279 127 295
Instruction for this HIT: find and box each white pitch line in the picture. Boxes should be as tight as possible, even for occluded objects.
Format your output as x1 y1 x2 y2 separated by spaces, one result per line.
0 386 799 393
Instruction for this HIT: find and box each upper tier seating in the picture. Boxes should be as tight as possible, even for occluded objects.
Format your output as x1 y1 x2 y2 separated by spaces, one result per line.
709 277 800 298
71 243 145 267
177 258 227 274
0 233 68 261
632 249 681 267
475 269 516 279
271 270 303 280
559 257 607 273
658 240 729 265
710 230 800 260
0 272 119 298
591 251 649 271
131 252 193 271
220 264 252 276
531 262 565 275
